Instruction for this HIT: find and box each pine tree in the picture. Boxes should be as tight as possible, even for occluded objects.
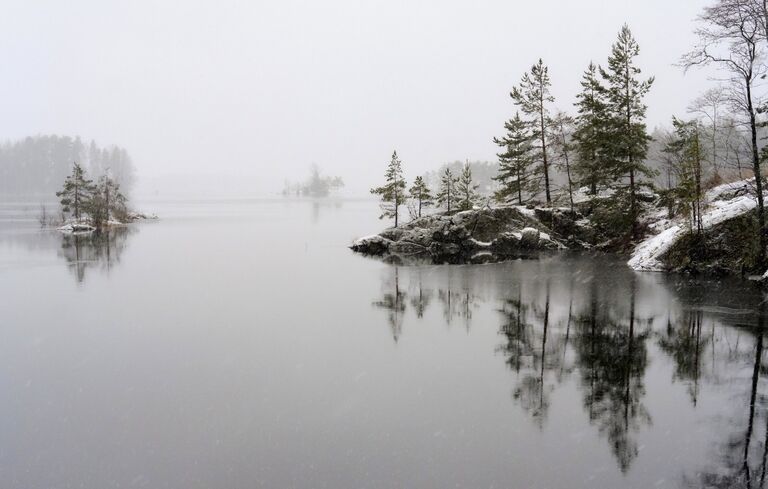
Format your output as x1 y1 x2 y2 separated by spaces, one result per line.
371 151 407 227
511 59 555 205
436 168 458 212
493 112 537 205
56 162 96 221
601 24 655 235
550 111 576 212
409 176 433 218
573 62 611 194
456 162 480 211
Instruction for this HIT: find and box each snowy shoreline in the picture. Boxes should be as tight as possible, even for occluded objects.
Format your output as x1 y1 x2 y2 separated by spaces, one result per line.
353 178 768 279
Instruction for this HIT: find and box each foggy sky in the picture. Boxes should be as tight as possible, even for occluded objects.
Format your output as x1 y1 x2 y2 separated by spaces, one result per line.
1 0 715 196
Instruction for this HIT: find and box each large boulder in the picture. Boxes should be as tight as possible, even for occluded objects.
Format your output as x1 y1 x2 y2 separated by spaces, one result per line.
520 227 540 249
350 235 392 256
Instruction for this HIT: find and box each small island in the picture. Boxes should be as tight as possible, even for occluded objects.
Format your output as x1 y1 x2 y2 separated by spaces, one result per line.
52 162 154 233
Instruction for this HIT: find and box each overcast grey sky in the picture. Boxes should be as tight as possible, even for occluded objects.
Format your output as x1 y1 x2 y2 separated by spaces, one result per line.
0 0 715 195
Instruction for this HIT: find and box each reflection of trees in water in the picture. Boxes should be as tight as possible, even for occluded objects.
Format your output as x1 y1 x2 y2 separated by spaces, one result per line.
497 288 534 374
58 227 133 283
372 264 653 469
373 267 406 342
372 267 479 341
369 261 768 478
508 282 554 427
572 276 651 473
496 280 575 429
684 313 768 489
408 270 432 319
437 289 476 331
310 199 343 224
657 310 712 406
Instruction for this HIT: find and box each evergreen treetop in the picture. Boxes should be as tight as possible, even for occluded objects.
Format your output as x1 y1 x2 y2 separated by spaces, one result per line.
409 176 433 218
456 163 480 211
511 58 555 205
436 168 458 212
56 162 96 221
493 112 537 205
573 62 612 194
371 151 407 227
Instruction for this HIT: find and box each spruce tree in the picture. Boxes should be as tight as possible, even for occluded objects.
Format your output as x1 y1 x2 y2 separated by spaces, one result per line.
493 112 537 205
511 59 555 205
573 62 611 194
601 24 655 236
56 162 96 221
436 168 458 212
371 151 407 227
409 176 433 218
456 162 480 211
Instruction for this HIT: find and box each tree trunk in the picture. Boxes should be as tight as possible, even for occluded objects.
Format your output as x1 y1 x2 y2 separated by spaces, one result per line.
625 62 638 239
747 78 767 262
540 108 551 205
74 181 79 221
561 127 575 213
394 192 399 228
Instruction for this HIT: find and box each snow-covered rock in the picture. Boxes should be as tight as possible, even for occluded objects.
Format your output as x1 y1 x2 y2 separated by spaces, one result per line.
58 222 96 233
351 205 585 263
628 178 763 272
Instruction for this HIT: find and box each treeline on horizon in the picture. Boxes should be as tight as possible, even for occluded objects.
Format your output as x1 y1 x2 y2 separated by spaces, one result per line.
0 135 136 198
281 164 344 198
371 4 768 266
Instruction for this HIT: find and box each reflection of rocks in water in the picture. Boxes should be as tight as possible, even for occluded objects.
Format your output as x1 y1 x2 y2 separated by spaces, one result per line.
573 277 651 473
58 227 134 283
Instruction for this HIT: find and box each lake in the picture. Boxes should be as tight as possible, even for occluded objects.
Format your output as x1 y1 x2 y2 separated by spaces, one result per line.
0 198 767 489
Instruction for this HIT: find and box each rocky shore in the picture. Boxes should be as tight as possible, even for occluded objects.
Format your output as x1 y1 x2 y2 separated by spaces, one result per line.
352 178 768 279
351 205 593 264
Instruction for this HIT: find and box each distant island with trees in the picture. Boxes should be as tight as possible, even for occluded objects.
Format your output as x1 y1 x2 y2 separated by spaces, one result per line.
0 135 135 198
0 134 153 232
282 164 344 198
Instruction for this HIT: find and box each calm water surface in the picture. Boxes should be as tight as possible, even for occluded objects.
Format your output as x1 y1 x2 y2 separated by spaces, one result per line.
1 198 767 488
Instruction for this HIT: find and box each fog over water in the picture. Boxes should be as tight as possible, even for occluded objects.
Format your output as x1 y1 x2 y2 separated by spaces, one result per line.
1 200 767 488
5 2 768 488
0 0 715 195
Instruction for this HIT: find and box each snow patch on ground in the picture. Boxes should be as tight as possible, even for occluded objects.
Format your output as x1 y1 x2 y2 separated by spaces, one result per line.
353 234 383 245
628 185 760 272
469 238 492 247
513 206 536 217
572 186 616 204
58 221 96 233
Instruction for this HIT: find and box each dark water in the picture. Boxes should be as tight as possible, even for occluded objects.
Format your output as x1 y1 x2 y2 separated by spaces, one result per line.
1 199 767 489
